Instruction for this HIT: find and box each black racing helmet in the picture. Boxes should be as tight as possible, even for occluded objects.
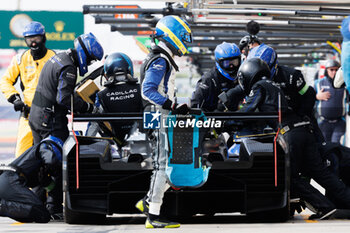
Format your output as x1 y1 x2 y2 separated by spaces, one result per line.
237 58 271 95
103 52 137 85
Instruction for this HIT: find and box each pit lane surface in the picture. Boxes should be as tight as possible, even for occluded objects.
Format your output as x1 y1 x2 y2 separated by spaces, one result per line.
1 155 349 232
0 213 350 233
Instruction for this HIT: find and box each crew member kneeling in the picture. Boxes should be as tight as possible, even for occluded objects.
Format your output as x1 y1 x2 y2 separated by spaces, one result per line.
0 136 63 223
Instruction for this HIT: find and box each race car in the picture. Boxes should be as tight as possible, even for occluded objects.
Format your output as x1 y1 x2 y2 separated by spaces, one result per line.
63 111 290 224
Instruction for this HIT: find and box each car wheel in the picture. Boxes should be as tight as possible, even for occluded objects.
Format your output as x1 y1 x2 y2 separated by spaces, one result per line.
64 192 106 224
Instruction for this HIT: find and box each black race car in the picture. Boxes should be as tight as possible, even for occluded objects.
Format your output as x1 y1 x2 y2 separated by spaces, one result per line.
63 111 290 224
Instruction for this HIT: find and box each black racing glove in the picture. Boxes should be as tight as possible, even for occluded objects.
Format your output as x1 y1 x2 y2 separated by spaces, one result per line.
8 94 25 112
162 99 190 115
173 103 189 115
216 101 226 112
14 100 25 112
23 105 31 118
239 35 250 51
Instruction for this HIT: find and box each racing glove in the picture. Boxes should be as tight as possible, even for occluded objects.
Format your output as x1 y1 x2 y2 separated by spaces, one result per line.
216 101 226 112
23 105 31 118
162 99 190 115
8 94 25 112
173 103 190 115
239 35 250 51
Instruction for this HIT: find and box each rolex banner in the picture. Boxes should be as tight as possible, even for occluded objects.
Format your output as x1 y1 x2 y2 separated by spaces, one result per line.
0 11 83 50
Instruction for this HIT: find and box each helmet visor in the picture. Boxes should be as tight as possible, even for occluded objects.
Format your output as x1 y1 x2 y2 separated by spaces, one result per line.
220 57 241 71
182 32 192 44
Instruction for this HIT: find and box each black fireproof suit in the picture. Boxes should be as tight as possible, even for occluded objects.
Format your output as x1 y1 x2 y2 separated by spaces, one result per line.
273 65 324 142
239 79 350 214
86 81 143 144
191 67 245 111
0 138 62 223
29 49 91 144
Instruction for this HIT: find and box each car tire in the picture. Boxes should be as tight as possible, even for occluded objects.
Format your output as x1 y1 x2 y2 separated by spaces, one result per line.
247 205 290 223
64 192 106 224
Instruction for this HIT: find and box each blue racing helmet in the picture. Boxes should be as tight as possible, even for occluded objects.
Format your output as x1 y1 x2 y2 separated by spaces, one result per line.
104 52 137 84
247 43 278 78
41 135 64 162
155 15 192 57
74 32 104 76
23 21 45 37
215 42 241 81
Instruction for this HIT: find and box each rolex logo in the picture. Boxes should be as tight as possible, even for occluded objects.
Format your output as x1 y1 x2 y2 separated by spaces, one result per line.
54 21 65 32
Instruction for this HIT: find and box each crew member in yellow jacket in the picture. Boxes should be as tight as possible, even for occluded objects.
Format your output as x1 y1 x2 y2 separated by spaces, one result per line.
0 21 55 157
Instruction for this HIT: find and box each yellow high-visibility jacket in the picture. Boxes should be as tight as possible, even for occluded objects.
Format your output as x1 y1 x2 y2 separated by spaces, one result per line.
0 49 56 157
0 49 56 106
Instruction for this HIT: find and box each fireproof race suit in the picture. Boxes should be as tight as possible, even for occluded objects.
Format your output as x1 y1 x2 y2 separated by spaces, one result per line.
273 65 324 142
191 67 244 111
0 136 63 223
29 49 92 144
86 81 143 145
140 42 177 216
0 49 55 156
240 79 350 215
